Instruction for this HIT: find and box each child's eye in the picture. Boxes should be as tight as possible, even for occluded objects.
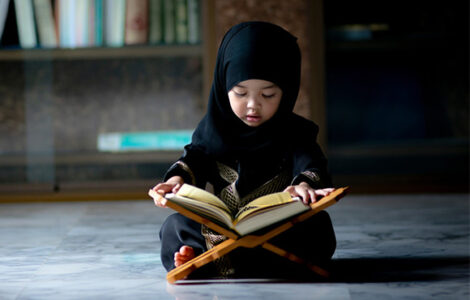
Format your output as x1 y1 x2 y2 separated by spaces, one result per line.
263 94 275 99
234 92 246 97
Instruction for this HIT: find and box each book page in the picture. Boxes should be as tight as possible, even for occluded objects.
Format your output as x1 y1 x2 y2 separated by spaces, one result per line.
234 192 300 221
165 193 234 228
234 201 309 235
177 184 229 213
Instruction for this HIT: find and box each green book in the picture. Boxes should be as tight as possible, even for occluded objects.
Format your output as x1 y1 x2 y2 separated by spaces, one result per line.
175 0 187 44
94 0 103 46
162 0 175 44
149 0 163 44
187 0 199 44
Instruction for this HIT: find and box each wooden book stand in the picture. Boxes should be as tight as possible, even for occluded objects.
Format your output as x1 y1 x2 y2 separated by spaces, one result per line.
165 187 349 284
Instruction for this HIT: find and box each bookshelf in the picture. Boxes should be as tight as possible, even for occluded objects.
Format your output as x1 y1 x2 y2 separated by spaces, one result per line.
1 0 203 48
0 0 217 200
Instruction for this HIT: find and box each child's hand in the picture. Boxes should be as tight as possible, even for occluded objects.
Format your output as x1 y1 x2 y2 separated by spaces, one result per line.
284 182 335 205
149 176 184 208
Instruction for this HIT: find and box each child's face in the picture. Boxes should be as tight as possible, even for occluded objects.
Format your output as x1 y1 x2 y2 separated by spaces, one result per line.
228 79 282 127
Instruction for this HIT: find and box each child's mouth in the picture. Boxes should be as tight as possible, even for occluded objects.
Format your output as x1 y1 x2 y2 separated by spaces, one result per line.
246 115 261 122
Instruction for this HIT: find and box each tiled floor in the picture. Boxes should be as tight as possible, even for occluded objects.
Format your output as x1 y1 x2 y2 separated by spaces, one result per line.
0 193 468 299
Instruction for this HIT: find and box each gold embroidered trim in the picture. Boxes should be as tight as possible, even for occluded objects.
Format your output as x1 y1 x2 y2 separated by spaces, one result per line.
301 170 320 182
174 161 196 185
216 162 239 183
239 169 292 207
220 182 240 216
201 225 234 277
201 164 292 277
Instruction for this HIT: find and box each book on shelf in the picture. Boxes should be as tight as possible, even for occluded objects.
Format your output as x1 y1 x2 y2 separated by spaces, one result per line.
125 0 149 45
33 0 57 48
149 0 162 44
57 0 68 47
187 0 199 44
149 183 348 236
57 0 91 48
162 0 175 44
87 0 95 46
75 0 90 47
92 0 104 46
175 0 187 44
14 0 37 48
55 0 104 48
104 0 125 47
57 0 75 48
53 0 59 45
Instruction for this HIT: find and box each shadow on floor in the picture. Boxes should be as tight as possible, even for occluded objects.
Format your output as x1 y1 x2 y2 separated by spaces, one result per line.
170 256 469 285
329 256 470 282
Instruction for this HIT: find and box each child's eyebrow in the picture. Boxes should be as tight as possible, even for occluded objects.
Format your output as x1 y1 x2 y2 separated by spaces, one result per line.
261 84 276 89
234 84 276 89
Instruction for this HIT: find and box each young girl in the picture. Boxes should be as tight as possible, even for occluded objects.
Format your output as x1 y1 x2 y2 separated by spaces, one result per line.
151 21 336 278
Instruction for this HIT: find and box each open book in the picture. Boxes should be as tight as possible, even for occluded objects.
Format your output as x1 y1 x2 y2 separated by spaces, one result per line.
150 184 321 236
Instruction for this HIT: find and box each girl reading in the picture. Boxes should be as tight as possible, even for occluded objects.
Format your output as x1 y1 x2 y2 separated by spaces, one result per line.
151 21 336 278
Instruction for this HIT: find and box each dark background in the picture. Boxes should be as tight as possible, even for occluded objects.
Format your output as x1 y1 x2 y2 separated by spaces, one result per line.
323 0 468 192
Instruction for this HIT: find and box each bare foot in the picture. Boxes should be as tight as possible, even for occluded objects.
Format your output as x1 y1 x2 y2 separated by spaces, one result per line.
174 245 195 267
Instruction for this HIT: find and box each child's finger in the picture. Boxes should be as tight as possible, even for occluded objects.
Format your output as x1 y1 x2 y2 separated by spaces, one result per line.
307 189 317 203
172 183 181 193
153 197 167 208
148 189 157 198
153 183 166 192
297 188 310 204
149 190 167 207
315 188 333 197
157 184 172 194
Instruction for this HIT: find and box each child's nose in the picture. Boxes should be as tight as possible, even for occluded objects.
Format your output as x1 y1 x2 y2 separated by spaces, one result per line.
247 96 260 109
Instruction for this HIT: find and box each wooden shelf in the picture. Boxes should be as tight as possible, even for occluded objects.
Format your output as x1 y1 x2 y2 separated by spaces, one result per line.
0 150 182 166
0 179 155 202
0 44 203 60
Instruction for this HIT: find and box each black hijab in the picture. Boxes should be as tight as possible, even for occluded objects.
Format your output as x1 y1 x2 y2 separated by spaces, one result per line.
190 22 303 161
